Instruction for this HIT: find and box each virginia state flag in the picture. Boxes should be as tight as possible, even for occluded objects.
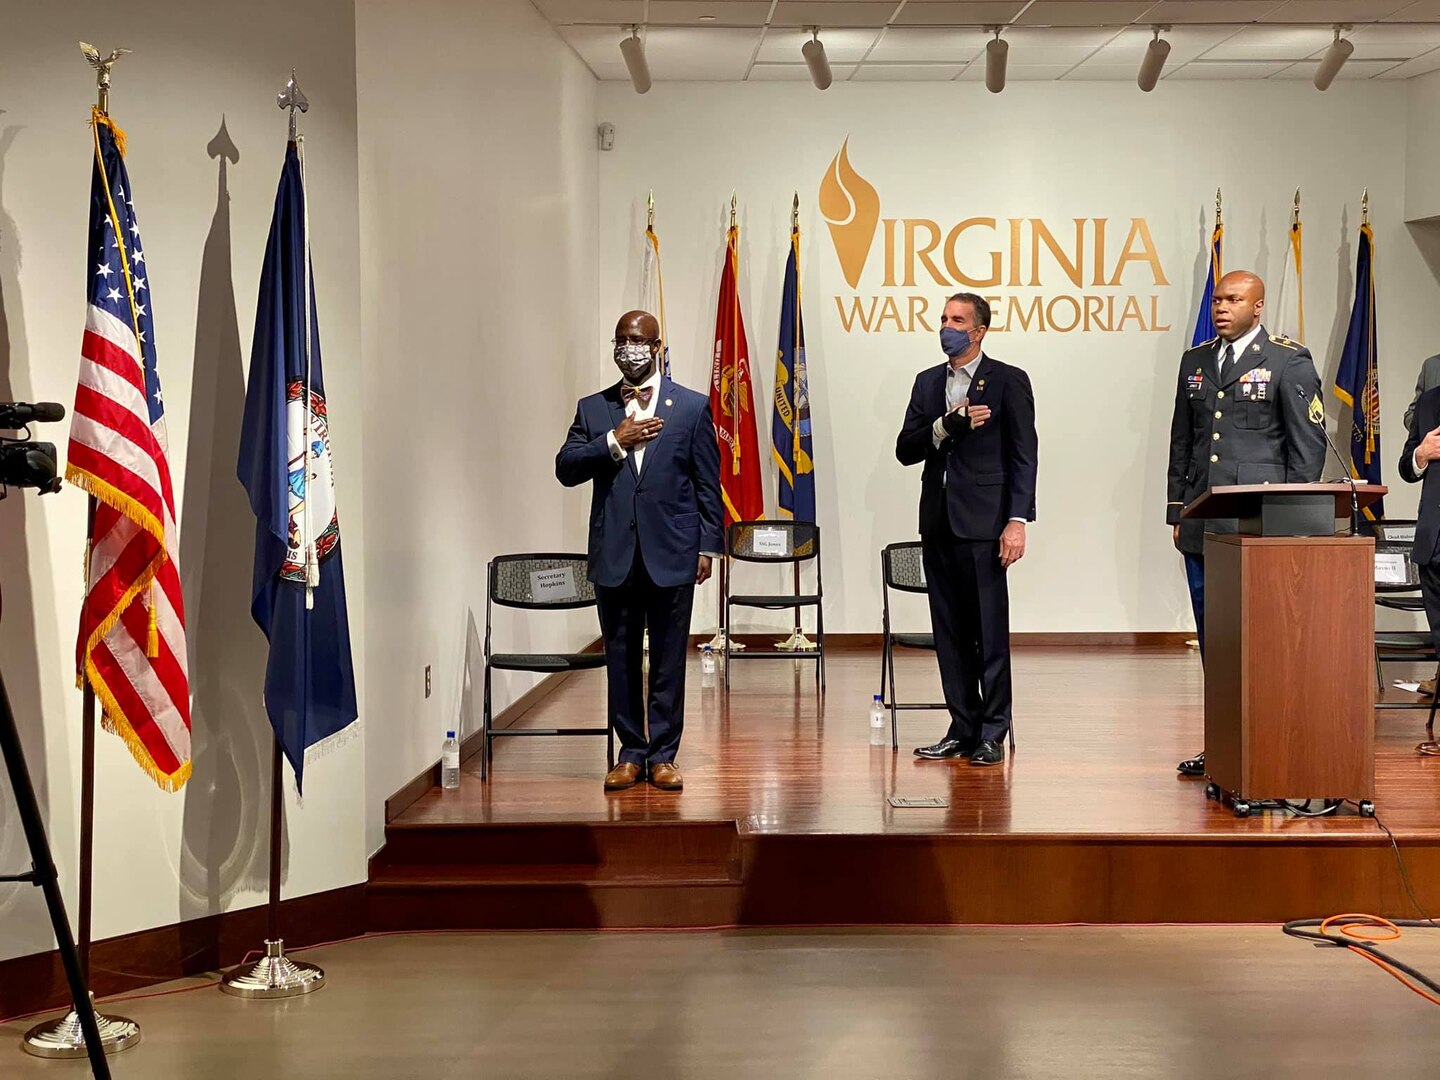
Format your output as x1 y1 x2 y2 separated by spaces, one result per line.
771 224 814 523
710 224 764 525
1334 221 1383 520
1192 216 1222 347
238 141 357 791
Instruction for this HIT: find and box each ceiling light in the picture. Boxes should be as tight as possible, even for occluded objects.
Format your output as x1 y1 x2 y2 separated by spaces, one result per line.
802 28 832 91
1137 26 1171 92
1314 26 1353 91
985 29 1007 94
620 27 651 95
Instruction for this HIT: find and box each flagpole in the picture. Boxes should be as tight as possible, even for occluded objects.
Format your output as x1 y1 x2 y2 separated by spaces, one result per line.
778 193 815 653
219 76 325 1000
707 196 745 655
23 45 142 1064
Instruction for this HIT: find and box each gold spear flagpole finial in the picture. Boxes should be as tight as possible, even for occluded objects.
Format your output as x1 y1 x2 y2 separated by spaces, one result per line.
1215 187 1223 226
1362 188 1370 226
792 191 799 230
1292 188 1301 224
80 41 132 115
647 189 654 229
730 190 737 229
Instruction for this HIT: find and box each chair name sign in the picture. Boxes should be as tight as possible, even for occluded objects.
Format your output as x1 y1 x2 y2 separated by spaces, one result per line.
530 567 578 602
752 527 790 557
1374 552 1409 586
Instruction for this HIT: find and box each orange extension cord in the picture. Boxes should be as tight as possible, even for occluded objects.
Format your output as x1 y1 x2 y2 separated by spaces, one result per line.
1285 914 1440 1008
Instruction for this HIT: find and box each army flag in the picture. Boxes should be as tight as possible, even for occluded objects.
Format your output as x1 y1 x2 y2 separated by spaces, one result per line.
709 223 764 525
237 139 358 791
1191 207 1222 347
771 220 815 523
1334 220 1383 520
67 110 192 791
639 216 670 376
1273 192 1305 344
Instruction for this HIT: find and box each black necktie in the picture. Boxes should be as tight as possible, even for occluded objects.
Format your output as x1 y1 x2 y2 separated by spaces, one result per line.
1220 342 1235 383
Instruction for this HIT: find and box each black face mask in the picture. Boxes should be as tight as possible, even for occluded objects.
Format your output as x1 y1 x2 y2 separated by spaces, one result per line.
614 341 657 384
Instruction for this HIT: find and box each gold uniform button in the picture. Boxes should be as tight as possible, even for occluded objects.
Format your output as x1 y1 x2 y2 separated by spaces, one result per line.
1218 391 1225 400
1211 453 1219 462
1215 411 1222 419
1212 432 1220 441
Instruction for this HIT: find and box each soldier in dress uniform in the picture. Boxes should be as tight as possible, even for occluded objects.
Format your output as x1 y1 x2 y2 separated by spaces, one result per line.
1165 270 1327 776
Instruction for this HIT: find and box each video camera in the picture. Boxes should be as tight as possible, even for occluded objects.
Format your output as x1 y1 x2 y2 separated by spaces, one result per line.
0 401 65 498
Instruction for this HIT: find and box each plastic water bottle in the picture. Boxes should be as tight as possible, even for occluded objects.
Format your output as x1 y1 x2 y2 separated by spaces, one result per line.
869 695 886 746
441 730 461 790
701 645 716 675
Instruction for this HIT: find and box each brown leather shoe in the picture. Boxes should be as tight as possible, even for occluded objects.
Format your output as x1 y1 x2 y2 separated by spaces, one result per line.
604 762 643 791
649 762 683 791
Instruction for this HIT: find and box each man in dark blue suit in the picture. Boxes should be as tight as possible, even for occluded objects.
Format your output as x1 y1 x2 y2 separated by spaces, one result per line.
896 293 1038 766
556 311 723 791
1399 385 1440 674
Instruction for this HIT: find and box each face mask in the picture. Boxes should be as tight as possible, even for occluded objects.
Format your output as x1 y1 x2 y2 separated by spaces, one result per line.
940 326 972 358
614 341 656 383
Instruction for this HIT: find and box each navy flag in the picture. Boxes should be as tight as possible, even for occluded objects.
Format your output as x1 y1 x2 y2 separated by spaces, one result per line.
1334 221 1383 519
1192 213 1222 347
237 141 357 791
771 223 815 523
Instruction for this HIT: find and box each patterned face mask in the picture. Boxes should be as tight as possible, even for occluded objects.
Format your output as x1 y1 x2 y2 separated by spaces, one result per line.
614 341 656 383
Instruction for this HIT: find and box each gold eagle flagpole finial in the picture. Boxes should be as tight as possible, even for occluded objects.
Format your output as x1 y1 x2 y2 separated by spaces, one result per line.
80 41 131 115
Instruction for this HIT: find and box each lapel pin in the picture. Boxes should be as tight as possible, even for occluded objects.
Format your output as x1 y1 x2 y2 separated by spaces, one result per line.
977 379 986 390
665 398 672 407
1252 343 1261 352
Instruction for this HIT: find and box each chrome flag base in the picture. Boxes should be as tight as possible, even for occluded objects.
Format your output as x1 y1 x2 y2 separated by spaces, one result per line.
774 630 817 651
22 994 139 1058
220 939 325 999
703 630 744 652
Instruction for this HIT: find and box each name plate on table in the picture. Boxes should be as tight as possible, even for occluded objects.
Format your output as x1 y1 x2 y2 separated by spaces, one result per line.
530 567 578 602
1375 552 1410 586
752 527 790 557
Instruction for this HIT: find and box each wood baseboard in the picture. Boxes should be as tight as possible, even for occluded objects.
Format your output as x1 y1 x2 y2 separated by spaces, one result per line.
0 883 365 1021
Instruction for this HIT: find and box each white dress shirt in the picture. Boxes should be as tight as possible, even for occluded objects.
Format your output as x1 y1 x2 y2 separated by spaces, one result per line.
606 369 663 473
1217 322 1265 381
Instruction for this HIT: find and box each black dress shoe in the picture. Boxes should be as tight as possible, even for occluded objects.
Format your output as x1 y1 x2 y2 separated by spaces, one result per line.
1177 751 1205 777
913 738 973 760
969 740 1004 767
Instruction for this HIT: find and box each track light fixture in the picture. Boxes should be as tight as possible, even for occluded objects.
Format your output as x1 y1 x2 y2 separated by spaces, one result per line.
620 27 651 95
803 27 832 90
1314 25 1353 91
985 28 1008 94
1137 26 1171 92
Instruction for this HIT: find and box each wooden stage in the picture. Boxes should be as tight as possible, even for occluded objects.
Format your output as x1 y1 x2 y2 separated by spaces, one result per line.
370 646 1440 928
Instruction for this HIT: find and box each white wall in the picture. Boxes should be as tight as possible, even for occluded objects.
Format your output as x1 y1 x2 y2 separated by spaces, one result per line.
1406 69 1440 222
595 80 1440 634
0 0 367 963
354 0 600 855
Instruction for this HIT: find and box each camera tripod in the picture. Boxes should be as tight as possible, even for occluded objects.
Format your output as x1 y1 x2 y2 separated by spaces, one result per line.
0 662 112 1079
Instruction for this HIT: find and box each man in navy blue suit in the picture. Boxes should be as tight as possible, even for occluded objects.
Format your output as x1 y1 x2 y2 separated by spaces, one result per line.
556 311 723 792
896 293 1038 766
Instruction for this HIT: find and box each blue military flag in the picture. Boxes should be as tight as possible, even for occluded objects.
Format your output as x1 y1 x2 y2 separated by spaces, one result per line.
237 140 357 791
1192 210 1222 347
771 222 815 522
1334 221 1383 520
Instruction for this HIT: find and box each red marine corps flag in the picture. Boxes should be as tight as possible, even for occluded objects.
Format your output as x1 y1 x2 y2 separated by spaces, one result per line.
709 205 764 525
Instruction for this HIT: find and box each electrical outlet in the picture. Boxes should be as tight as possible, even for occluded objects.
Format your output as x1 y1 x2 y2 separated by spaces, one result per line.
424 665 432 699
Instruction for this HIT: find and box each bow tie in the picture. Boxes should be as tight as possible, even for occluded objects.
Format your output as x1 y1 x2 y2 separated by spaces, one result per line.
622 384 654 408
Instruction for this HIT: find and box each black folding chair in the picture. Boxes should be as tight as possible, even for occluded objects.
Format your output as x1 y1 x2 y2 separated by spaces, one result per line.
482 553 609 780
878 540 1016 752
1372 520 1439 739
724 520 825 690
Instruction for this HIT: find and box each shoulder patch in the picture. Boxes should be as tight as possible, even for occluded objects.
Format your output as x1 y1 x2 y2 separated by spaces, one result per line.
1269 335 1300 350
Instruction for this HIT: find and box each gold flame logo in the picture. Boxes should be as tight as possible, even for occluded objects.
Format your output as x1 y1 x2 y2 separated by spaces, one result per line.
819 138 880 290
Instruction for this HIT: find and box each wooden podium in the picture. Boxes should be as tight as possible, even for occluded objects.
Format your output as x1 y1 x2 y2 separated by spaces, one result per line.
1183 483 1387 814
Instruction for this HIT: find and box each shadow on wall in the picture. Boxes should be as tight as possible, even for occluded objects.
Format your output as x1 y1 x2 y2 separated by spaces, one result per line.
176 119 278 937
0 121 59 952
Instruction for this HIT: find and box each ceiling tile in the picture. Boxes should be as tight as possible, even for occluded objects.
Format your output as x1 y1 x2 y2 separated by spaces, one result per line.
1258 0 1415 20
1061 63 1150 79
642 26 762 76
755 27 881 61
1201 25 1340 59
1143 1 1291 23
955 61 1077 78
988 25 1119 64
558 24 637 66
531 0 645 25
851 61 968 78
747 61 861 78
770 2 901 28
1382 0 1440 19
1266 57 1404 75
889 2 1031 25
1090 26 1241 63
646 1 773 25
1374 45 1440 71
866 26 988 60
1163 59 1295 76
1013 1 1156 27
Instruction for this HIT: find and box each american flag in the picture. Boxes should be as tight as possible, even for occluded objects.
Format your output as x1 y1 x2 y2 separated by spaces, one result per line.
66 112 190 791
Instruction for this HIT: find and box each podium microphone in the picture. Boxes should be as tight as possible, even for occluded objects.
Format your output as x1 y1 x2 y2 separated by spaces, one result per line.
1300 386 1359 534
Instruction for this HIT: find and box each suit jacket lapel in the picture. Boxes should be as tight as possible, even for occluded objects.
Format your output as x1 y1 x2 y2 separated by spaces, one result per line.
967 354 995 404
636 379 677 487
606 382 640 481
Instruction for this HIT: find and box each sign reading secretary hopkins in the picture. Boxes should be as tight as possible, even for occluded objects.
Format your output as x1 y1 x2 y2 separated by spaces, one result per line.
819 138 1175 336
